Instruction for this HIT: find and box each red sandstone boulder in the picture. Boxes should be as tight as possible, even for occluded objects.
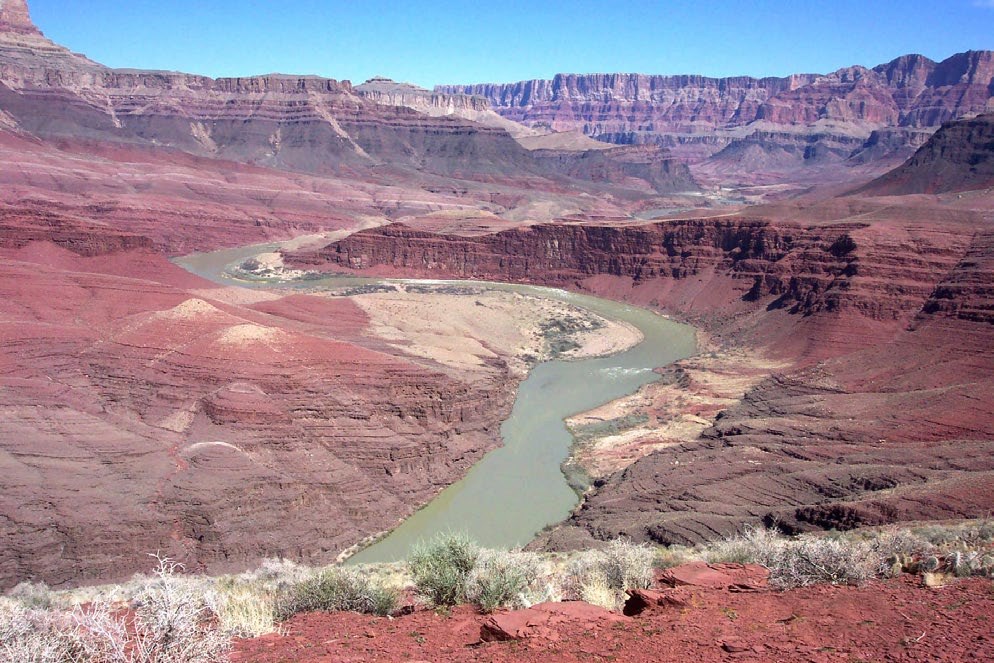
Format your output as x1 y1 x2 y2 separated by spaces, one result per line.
656 562 769 591
480 601 624 642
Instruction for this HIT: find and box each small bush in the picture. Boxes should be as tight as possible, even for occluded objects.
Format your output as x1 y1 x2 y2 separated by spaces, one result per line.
127 555 230 662
560 539 656 611
704 527 781 565
601 539 655 591
654 545 700 570
705 527 875 589
0 601 124 663
0 556 229 663
275 567 398 621
465 550 541 613
769 537 875 588
913 519 994 547
235 558 313 592
6 581 55 610
408 533 479 607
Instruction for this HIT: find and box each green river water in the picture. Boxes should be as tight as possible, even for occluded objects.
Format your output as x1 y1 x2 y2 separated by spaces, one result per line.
174 244 697 564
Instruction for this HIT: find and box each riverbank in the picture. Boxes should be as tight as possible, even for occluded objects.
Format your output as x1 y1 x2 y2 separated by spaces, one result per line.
562 331 790 485
175 241 696 565
349 285 644 378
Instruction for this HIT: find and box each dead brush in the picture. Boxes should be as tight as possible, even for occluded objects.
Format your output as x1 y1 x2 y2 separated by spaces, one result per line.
0 554 229 662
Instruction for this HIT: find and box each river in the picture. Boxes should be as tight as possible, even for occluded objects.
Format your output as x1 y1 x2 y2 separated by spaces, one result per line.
174 243 696 563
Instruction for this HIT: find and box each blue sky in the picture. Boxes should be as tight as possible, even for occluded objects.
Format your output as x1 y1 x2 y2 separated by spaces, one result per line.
28 1 994 88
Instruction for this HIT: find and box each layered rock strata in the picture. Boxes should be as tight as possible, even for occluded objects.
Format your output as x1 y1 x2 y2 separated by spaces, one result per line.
438 52 994 174
860 113 994 194
0 234 521 588
0 6 693 193
291 205 994 546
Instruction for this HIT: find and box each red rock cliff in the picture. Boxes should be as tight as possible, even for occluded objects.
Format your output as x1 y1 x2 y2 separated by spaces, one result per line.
437 52 994 166
290 210 994 545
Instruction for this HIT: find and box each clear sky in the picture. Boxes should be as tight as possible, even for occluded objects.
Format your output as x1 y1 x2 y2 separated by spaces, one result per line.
28 1 994 88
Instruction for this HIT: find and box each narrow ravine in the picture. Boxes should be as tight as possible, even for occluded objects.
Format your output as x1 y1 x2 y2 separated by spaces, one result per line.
174 243 696 563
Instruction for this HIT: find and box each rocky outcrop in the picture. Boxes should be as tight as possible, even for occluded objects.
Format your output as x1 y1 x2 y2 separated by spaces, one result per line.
0 0 38 35
0 207 154 255
287 218 957 329
438 51 994 173
357 77 491 113
859 113 994 194
529 144 697 193
480 602 624 642
354 77 536 137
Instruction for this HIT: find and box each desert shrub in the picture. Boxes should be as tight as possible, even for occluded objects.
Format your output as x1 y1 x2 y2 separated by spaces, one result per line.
234 558 313 592
867 529 935 558
559 539 655 611
864 529 936 576
408 533 479 607
705 527 875 589
1 601 81 663
274 567 398 621
126 555 230 662
6 581 55 610
973 519 994 543
768 537 875 588
0 556 229 663
907 519 994 548
561 551 621 610
601 539 655 591
465 550 542 613
704 526 781 565
561 550 602 600
654 544 700 569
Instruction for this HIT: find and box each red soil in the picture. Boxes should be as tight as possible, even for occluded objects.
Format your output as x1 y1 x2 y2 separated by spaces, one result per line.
231 570 994 662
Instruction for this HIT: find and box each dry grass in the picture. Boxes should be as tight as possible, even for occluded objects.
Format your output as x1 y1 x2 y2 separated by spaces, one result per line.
465 549 550 613
560 539 656 610
6 522 994 660
0 555 229 662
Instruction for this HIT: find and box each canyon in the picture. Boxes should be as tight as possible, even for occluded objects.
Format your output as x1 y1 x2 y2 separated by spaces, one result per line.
1 0 994 602
438 52 994 184
288 132 994 546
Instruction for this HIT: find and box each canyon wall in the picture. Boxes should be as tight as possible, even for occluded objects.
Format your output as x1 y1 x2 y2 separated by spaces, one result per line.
0 214 522 588
438 52 994 171
0 8 692 193
860 113 994 194
290 207 994 546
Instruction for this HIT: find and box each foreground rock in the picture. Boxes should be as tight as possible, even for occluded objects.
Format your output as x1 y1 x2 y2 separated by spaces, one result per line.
231 574 994 661
655 562 769 591
480 602 624 642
